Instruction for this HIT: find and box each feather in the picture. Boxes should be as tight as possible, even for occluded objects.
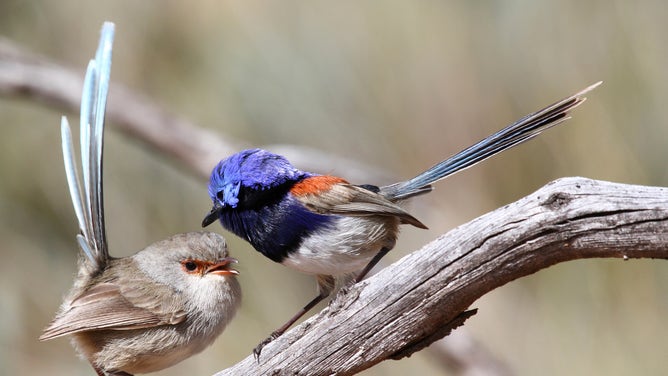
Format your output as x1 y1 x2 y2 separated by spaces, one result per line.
382 81 602 200
40 273 186 340
60 23 114 270
295 183 427 229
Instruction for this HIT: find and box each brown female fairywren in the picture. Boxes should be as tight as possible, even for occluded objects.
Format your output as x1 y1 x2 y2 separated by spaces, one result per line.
39 22 241 376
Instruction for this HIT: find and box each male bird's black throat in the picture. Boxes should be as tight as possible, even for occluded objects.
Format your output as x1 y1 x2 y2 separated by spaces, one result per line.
213 181 336 264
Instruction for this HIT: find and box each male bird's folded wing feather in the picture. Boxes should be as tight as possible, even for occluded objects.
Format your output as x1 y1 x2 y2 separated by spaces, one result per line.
296 183 428 229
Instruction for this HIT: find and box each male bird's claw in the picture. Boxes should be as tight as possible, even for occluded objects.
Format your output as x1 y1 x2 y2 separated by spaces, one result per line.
252 331 281 362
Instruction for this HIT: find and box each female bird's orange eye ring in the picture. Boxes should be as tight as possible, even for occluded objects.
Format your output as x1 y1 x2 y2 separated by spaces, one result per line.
181 260 200 273
181 259 238 276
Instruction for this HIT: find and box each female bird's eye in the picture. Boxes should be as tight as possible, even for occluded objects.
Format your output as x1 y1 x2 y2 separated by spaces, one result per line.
182 260 198 272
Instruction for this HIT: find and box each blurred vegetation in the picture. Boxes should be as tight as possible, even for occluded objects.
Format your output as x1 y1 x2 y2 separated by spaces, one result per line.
0 1 666 375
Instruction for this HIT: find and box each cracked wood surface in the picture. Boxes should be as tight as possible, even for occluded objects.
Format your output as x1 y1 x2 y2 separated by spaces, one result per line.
214 177 668 376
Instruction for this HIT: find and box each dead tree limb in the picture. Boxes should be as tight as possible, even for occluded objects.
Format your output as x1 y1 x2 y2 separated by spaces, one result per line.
0 38 390 183
214 177 668 376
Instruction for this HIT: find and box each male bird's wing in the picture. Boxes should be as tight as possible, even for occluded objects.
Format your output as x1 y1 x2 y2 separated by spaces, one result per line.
291 176 428 229
40 279 186 340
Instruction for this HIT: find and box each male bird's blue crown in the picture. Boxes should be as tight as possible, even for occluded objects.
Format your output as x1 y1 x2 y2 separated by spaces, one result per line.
207 149 310 209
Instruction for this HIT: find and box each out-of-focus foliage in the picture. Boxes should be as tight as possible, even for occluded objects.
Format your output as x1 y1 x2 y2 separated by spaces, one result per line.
0 1 666 375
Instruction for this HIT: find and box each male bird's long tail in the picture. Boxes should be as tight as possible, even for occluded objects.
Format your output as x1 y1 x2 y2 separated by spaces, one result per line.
381 81 601 201
60 22 115 271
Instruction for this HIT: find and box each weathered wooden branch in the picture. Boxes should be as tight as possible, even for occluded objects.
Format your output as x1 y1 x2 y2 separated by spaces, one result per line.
214 177 668 375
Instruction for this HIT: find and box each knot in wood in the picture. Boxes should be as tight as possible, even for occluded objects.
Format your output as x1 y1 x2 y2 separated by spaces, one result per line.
541 192 573 210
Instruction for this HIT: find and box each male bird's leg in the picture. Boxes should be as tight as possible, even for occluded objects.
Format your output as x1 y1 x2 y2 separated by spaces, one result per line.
253 248 393 358
253 275 335 359
354 247 391 283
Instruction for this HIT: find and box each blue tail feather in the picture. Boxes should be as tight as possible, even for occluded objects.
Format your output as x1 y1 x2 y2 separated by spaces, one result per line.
381 82 601 201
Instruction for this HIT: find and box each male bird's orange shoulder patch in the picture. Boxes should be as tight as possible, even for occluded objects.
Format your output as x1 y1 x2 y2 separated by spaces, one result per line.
291 176 349 196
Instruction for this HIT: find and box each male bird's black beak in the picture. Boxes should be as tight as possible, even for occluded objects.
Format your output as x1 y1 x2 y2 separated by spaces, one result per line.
202 202 223 227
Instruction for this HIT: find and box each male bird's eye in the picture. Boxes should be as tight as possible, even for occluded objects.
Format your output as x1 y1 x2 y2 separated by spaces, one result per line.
236 184 293 208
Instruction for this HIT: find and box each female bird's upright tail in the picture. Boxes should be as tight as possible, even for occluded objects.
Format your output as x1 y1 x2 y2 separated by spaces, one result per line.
60 22 115 272
381 81 601 201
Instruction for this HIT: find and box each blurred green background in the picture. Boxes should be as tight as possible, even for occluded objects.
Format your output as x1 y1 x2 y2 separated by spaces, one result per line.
0 1 666 375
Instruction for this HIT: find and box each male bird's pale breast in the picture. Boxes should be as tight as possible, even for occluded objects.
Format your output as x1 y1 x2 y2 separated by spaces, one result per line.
281 215 400 276
282 175 416 276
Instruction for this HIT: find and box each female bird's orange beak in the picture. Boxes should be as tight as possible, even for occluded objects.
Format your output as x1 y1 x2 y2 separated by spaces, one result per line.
205 257 239 276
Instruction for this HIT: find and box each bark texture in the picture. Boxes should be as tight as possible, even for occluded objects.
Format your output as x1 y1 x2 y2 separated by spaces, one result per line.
213 177 668 376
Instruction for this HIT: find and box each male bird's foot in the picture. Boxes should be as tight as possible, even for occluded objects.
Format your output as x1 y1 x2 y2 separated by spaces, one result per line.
336 275 362 297
253 331 281 362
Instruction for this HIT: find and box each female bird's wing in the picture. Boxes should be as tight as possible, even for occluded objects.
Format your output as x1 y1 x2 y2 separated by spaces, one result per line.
39 276 186 340
291 176 428 229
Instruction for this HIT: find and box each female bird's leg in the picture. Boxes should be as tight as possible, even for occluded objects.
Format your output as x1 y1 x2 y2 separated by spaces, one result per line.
253 275 335 360
92 365 133 376
93 365 105 376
